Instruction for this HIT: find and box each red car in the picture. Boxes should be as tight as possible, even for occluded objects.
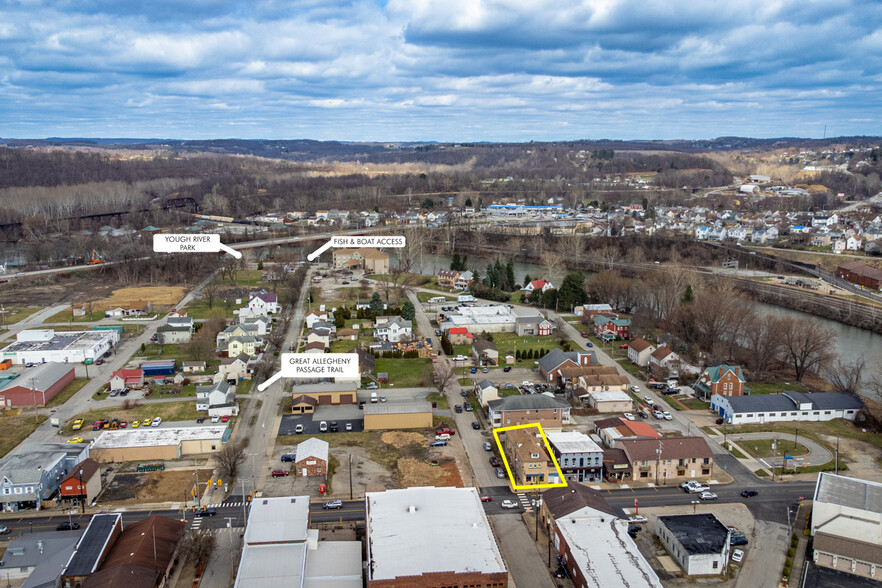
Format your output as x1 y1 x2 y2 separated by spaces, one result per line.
119 421 127 428
220 415 230 423
480 495 492 502
271 470 289 477
436 427 456 436
580 331 588 338
489 457 500 467
619 344 629 349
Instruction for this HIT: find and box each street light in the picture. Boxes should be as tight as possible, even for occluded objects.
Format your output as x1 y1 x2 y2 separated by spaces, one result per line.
78 468 85 513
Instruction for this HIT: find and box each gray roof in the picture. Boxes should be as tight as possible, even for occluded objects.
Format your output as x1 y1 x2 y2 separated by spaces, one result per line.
477 379 496 390
657 514 729 555
363 401 432 415
0 362 73 394
0 532 80 573
488 395 569 412
537 348 596 373
814 473 882 513
64 513 121 576
725 392 863 413
0 443 84 486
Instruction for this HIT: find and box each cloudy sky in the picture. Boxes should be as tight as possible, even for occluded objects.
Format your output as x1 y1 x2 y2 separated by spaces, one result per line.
2 0 881 141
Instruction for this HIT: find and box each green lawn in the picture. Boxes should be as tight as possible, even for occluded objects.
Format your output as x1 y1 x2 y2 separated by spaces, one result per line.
712 421 859 451
220 269 265 287
458 378 473 386
767 462 847 476
45 308 107 323
616 358 645 378
740 439 809 459
426 393 449 409
46 378 90 408
452 344 472 356
309 287 366 308
499 388 521 397
329 340 358 353
679 397 711 411
486 332 575 357
61 401 202 434
376 358 434 388
658 395 682 411
184 301 237 320
0 412 46 457
3 306 41 324
746 381 808 395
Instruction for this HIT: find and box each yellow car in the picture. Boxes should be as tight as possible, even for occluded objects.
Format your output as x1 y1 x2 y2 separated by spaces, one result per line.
141 418 152 427
67 437 84 444
131 420 141 428
71 419 84 431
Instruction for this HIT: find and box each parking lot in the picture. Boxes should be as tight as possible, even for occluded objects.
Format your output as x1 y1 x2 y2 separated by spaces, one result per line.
279 413 364 436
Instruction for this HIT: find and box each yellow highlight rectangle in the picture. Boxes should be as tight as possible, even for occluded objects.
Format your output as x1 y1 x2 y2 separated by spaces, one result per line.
492 422 568 490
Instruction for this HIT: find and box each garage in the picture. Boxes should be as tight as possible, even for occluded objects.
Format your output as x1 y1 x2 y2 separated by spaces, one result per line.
363 401 433 430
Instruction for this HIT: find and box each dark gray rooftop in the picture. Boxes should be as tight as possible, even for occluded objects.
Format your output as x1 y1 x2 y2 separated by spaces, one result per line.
658 514 729 555
814 473 882 512
64 513 121 577
725 392 863 413
0 362 73 394
488 394 569 412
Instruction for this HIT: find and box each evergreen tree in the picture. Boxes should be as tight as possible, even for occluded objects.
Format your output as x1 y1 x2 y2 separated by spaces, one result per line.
334 313 345 329
523 274 532 288
681 284 695 304
465 198 472 206
505 259 516 292
557 271 587 311
369 292 384 315
401 300 416 321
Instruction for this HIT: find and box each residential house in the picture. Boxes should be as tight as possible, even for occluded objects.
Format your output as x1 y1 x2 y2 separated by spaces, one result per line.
472 337 499 365
336 328 358 341
104 300 150 318
196 380 238 417
454 271 474 290
810 473 882 582
585 390 633 413
593 315 631 340
447 327 474 345
475 379 500 406
0 443 90 511
156 315 194 344
306 328 332 348
618 437 714 484
537 348 596 382
373 316 412 343
216 323 263 347
523 279 555 295
503 427 559 486
595 417 661 447
545 432 604 483
226 335 259 357
711 391 863 425
487 394 571 429
437 269 461 288
304 310 330 329
109 368 144 392
214 353 249 383
181 361 206 374
59 458 101 507
846 236 863 251
239 315 271 335
303 341 326 354
541 484 663 588
628 337 656 366
293 438 329 477
657 515 731 576
649 346 679 372
575 304 613 319
514 315 555 336
694 364 746 400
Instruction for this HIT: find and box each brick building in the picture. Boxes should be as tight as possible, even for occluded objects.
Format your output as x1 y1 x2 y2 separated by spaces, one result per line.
293 438 329 477
694 365 746 400
618 437 714 485
0 363 74 407
836 261 882 290
487 394 571 430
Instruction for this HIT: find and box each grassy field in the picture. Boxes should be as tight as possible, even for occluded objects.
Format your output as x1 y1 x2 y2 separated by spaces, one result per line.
45 308 107 323
679 397 711 411
616 358 645 378
426 393 449 409
452 344 472 356
46 378 90 408
3 306 41 324
276 430 426 471
61 401 202 434
376 358 434 388
747 381 808 395
184 301 236 319
0 411 46 458
309 286 365 308
487 332 577 356
219 269 265 288
328 340 359 353
740 439 809 459
658 395 682 410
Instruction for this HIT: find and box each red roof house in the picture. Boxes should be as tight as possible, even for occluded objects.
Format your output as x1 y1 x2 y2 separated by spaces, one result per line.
109 369 144 391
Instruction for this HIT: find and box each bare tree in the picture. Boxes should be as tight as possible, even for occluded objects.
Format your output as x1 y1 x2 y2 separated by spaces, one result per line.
596 244 622 270
213 443 247 480
825 354 865 393
741 313 782 380
178 531 216 566
778 317 836 381
432 361 456 395
201 281 220 309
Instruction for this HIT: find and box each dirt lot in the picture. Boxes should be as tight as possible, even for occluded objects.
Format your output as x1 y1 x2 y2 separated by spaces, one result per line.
99 467 214 504
95 285 187 308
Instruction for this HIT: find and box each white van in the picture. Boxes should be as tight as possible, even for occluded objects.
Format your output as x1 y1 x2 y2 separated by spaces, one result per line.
370 392 378 403
435 433 451 441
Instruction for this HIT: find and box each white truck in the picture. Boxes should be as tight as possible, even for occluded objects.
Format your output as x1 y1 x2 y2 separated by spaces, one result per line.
370 392 378 403
457 294 476 302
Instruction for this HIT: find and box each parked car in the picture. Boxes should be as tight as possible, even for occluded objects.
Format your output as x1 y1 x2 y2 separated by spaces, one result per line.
627 524 641 538
662 411 672 420
730 535 749 546
628 515 648 524
141 418 152 427
345 422 353 431
131 420 140 428
496 468 507 478
319 421 328 432
741 489 759 498
56 522 81 531
503 366 511 372
323 500 343 510
489 457 500 467
483 441 492 451
623 413 635 421
294 424 304 434
629 385 639 393
0 525 8 534
637 410 649 419
715 418 725 425
71 419 84 431
454 405 463 413
643 396 653 405
329 421 338 432
461 389 468 397
436 426 455 435
482 367 489 373
731 549 744 563
464 402 473 412
580 331 588 338
221 415 230 423
95 359 103 365
480 495 492 502
430 440 448 447
619 344 629 349
271 469 289 477
379 396 387 403
652 411 665 420
470 367 477 374
196 417 205 424
500 499 518 509
586 342 593 347
67 437 84 444
472 421 480 430
699 491 718 501
109 389 119 397
211 415 220 423
119 421 127 428
281 453 295 462
151 417 162 427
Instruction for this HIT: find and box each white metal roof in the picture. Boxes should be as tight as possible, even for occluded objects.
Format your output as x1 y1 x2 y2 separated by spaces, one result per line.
546 431 603 454
590 390 632 402
366 487 506 580
91 426 227 449
235 543 306 588
295 438 329 463
243 496 311 545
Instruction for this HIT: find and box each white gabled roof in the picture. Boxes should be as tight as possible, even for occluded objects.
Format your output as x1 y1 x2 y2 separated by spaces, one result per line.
295 437 329 463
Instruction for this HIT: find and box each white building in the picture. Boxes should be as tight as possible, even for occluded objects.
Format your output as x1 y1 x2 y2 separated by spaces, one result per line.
811 473 882 581
546 431 604 483
1 329 118 365
195 380 238 417
365 487 507 586
656 514 731 576
710 391 863 425
373 316 412 342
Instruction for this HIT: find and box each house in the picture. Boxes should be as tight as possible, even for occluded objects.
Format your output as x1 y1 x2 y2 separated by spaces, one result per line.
332 247 389 273
694 364 746 400
575 303 613 319
0 532 80 584
537 348 596 382
656 514 731 575
487 394 571 430
293 438 329 477
810 473 882 582
618 437 714 484
104 300 150 318
290 382 358 413
836 261 882 290
337 328 358 341
303 341 326 354
195 380 238 417
503 427 559 486
0 443 90 511
514 315 555 336
472 337 498 365
585 390 633 413
373 316 413 343
237 293 280 318
217 323 263 346
0 363 75 407
649 345 679 371
59 458 101 507
711 391 863 425
155 323 192 344
846 236 863 251
239 315 271 335
475 379 499 406
593 315 631 340
304 310 330 329
595 417 661 447
628 337 656 366
437 269 462 288
215 353 249 383
226 335 259 357
523 279 555 294
109 368 144 392
541 484 662 588
454 270 474 290
306 328 332 347
545 432 604 483
365 488 507 587
447 327 474 345
573 368 630 396
181 361 206 374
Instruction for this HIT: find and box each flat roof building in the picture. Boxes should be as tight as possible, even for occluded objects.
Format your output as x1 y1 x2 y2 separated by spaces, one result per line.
656 514 731 576
440 305 538 334
711 391 863 425
0 362 75 407
90 426 230 463
363 401 433 430
365 487 508 587
1 329 118 365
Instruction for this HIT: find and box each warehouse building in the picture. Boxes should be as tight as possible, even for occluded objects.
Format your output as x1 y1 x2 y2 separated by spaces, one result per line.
439 305 540 334
711 391 863 425
90 426 230 463
0 329 118 365
656 514 731 575
836 261 882 291
0 362 75 407
366 487 508 587
363 401 433 430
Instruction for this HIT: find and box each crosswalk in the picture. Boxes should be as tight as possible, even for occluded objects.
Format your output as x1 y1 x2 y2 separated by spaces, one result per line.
201 501 245 509
517 493 533 511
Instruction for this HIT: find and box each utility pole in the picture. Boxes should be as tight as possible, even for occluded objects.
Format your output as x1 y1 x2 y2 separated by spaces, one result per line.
835 437 839 475
194 459 201 508
240 477 248 526
772 433 778 481
78 468 85 514
655 439 663 485
30 378 39 424
349 454 353 500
